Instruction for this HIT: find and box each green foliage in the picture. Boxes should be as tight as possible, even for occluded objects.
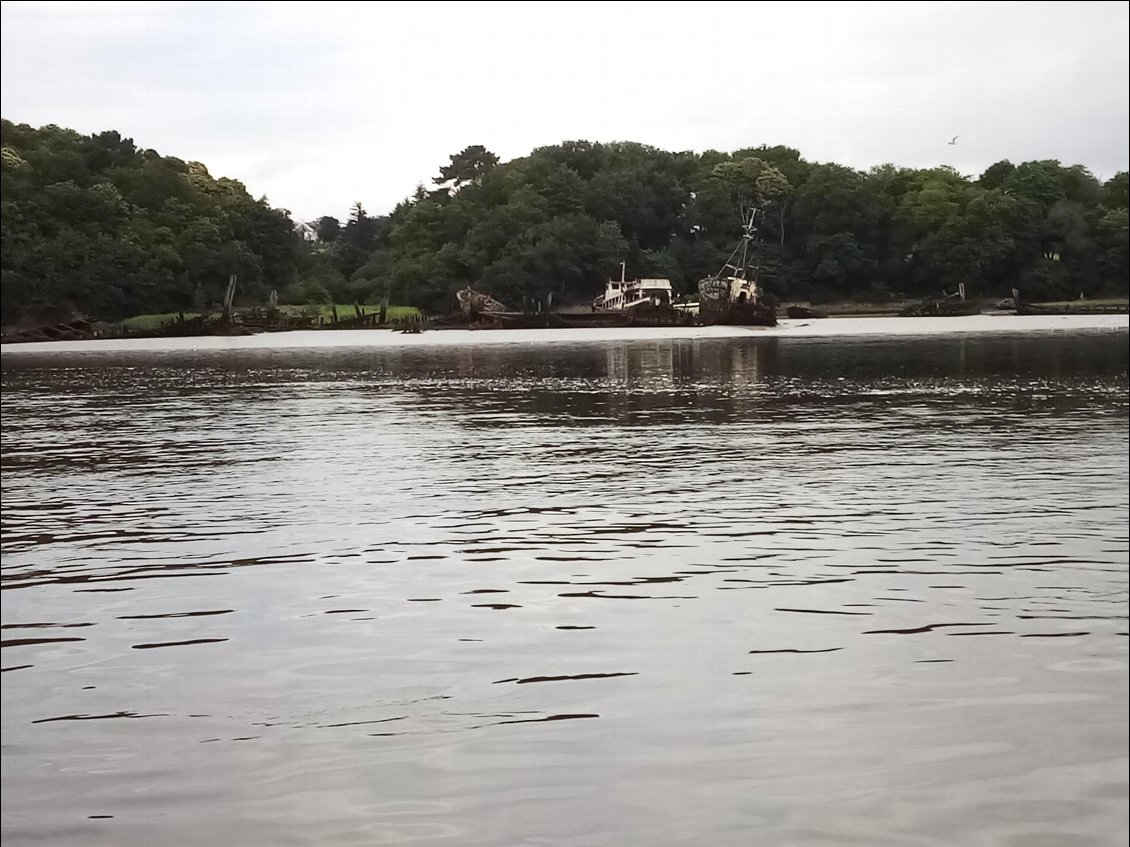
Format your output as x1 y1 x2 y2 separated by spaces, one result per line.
315 216 341 241
0 119 312 324
1101 172 1129 209
434 145 500 191
299 145 1122 308
1021 257 1075 301
3 120 1127 326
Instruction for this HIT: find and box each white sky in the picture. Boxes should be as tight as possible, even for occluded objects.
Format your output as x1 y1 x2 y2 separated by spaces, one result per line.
2 0 1127 223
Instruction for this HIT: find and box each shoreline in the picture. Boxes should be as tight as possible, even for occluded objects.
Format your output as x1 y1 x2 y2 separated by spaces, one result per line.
2 314 1127 355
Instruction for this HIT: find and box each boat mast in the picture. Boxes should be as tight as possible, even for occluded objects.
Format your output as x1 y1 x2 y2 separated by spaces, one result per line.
716 208 759 280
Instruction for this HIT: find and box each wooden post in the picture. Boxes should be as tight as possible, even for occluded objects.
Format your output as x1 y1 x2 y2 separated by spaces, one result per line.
354 302 363 318
331 305 339 323
221 274 237 323
378 296 388 325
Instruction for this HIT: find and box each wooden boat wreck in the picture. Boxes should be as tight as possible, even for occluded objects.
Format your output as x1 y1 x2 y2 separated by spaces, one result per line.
1009 289 1129 315
0 318 105 344
696 210 776 327
785 306 826 319
1015 301 1129 315
429 288 548 329
898 297 981 317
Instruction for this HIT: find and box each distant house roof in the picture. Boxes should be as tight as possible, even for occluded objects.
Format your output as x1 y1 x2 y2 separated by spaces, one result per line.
293 221 319 241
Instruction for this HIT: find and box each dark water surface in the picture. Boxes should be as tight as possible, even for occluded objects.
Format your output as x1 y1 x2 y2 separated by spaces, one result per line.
2 329 1128 846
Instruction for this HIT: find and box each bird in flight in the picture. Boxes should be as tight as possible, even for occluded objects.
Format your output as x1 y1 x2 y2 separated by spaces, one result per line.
948 135 961 145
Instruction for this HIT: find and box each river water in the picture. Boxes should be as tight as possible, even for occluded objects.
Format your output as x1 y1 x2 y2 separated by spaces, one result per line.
2 319 1128 846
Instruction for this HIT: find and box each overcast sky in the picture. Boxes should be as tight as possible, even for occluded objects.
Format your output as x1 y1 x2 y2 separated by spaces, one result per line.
2 0 1127 222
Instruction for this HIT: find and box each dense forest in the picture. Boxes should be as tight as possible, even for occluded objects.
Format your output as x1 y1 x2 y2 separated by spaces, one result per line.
2 119 1127 325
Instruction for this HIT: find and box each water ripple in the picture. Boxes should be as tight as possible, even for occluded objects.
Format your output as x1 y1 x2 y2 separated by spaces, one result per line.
2 330 1126 847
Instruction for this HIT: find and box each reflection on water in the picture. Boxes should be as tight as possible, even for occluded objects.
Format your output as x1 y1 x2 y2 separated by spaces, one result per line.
2 330 1128 846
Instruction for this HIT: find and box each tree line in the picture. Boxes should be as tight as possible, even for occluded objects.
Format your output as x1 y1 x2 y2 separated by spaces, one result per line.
2 119 1126 325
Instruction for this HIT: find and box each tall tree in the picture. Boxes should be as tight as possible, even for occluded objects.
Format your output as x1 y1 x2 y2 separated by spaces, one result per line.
433 145 500 192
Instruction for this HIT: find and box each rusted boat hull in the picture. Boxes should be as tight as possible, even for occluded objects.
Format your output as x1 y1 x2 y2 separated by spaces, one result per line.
898 299 981 317
1 318 100 344
697 299 777 327
785 306 826 319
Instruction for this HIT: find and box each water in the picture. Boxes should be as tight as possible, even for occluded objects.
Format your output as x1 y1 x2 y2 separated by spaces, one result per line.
2 321 1128 846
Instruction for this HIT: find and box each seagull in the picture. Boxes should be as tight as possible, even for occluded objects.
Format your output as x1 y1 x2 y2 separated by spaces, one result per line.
948 135 960 145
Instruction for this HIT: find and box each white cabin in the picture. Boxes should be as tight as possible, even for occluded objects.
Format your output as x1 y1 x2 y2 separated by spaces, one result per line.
593 273 674 312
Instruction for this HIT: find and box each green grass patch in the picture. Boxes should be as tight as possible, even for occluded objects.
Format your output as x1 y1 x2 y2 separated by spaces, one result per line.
281 304 421 322
118 304 421 329
121 312 203 330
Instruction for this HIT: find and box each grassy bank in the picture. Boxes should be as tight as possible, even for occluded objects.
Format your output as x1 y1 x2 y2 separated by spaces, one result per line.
120 304 421 330
121 312 202 330
296 304 421 322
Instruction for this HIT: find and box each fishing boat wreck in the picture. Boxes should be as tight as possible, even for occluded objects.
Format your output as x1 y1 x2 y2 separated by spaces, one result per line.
590 266 692 326
697 210 776 327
